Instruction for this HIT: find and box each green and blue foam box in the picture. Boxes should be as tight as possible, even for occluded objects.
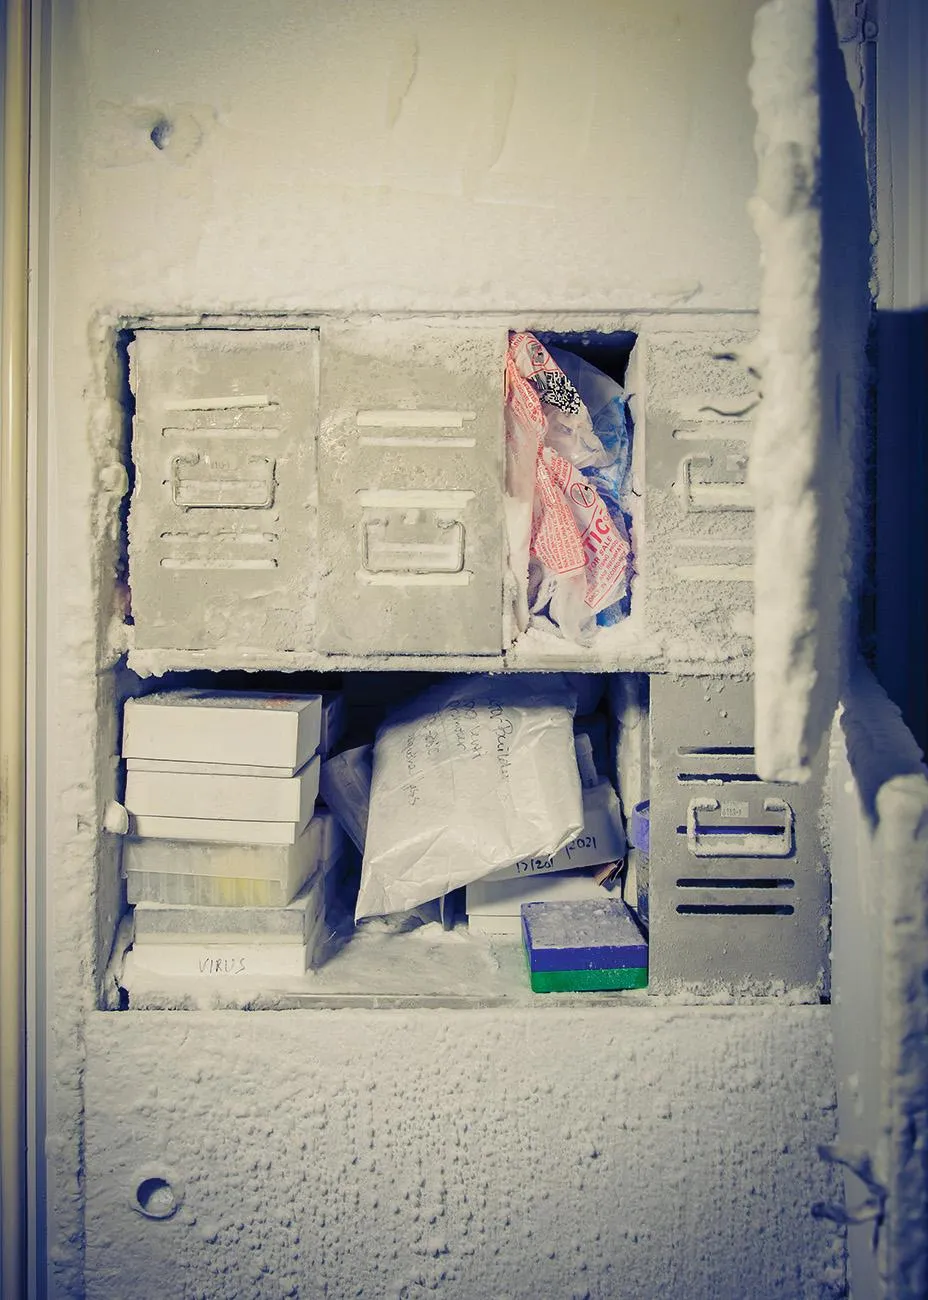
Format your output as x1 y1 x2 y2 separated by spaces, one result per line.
521 898 648 993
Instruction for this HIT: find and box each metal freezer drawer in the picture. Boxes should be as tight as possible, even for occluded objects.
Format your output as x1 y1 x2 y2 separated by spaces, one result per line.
128 328 318 653
647 674 829 996
315 321 506 655
638 331 757 665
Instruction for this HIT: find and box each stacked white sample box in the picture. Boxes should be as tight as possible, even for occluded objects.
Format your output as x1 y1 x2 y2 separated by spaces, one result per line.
122 691 342 977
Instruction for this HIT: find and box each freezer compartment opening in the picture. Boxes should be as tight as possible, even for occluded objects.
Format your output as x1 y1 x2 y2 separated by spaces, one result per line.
105 667 829 1009
108 666 653 1009
531 330 638 388
504 330 643 659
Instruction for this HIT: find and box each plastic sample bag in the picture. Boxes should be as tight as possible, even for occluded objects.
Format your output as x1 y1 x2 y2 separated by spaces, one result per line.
505 332 634 642
319 745 373 853
355 675 583 920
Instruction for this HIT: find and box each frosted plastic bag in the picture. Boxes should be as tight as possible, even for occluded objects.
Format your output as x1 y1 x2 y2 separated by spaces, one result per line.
505 332 634 642
356 675 583 920
319 745 373 852
549 344 635 629
547 345 633 500
319 745 440 931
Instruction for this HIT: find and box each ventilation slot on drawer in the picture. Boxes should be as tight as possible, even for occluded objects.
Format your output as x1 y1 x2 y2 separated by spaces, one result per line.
677 746 755 757
671 420 752 442
162 426 282 440
163 394 278 412
675 877 795 890
677 771 763 784
158 530 280 572
676 903 795 917
676 824 789 838
356 408 477 448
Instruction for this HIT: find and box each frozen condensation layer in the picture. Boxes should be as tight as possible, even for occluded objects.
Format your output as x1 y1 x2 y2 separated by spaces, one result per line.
833 666 928 1299
82 1006 844 1299
121 922 517 1010
117 922 829 1013
42 3 858 1294
839 664 928 822
748 0 825 782
748 0 871 781
66 0 764 315
873 776 928 1298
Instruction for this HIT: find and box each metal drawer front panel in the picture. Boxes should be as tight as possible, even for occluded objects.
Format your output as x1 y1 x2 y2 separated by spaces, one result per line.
641 331 757 666
316 322 505 655
129 328 318 653
648 674 829 996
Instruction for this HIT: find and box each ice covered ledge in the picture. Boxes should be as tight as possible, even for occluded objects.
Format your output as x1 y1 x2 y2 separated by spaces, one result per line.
79 1005 843 1299
112 928 825 1012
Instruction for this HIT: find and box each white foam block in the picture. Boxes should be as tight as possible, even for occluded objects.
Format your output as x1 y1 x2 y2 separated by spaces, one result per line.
466 868 606 917
126 757 296 778
125 755 320 830
466 914 523 937
126 870 308 908
122 815 328 878
124 915 326 980
122 690 322 772
131 872 325 944
127 816 304 846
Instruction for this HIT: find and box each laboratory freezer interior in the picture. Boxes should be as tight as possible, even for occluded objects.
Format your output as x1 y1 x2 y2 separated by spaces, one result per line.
31 1 928 1298
115 315 829 1003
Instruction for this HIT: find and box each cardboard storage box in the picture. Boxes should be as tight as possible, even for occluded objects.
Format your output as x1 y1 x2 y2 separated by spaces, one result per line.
122 690 323 773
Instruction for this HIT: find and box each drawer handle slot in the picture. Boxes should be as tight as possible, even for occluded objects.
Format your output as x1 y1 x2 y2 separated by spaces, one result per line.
362 515 466 575
170 452 276 509
679 454 752 512
686 797 794 858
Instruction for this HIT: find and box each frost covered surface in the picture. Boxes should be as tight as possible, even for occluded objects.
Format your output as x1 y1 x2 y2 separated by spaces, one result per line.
118 922 832 1014
40 0 847 1290
60 0 765 316
121 923 520 1010
42 318 133 1297
832 668 928 1298
872 777 928 1297
522 899 645 962
83 1006 843 1299
747 0 871 781
839 665 928 823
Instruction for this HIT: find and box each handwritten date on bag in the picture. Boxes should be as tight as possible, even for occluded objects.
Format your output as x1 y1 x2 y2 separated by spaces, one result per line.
513 835 598 875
